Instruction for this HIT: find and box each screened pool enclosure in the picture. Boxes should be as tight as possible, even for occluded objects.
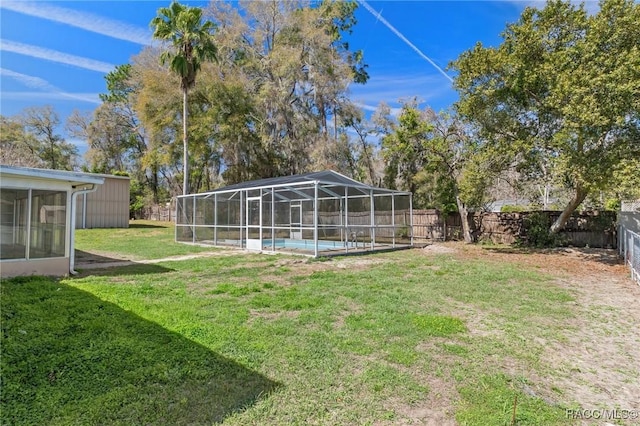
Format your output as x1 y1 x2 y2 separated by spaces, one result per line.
176 171 413 257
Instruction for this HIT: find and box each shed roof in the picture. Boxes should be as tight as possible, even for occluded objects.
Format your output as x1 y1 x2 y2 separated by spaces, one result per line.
0 165 106 187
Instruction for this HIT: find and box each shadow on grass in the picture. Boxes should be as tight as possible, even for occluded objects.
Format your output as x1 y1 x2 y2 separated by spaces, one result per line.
74 250 174 276
128 222 170 229
1 277 280 425
75 263 176 277
481 245 623 266
75 249 130 264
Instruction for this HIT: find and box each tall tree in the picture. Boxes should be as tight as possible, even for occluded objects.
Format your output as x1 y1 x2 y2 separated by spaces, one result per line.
20 106 77 170
0 115 43 168
205 0 368 177
382 103 495 243
151 1 217 195
452 0 640 233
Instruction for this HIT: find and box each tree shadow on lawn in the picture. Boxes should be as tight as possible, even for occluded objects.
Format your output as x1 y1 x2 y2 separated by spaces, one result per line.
75 250 174 276
1 277 280 425
75 249 136 265
481 245 623 267
128 222 170 229
75 262 176 277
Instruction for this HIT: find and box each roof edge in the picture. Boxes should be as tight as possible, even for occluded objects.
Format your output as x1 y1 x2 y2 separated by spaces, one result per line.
0 165 106 185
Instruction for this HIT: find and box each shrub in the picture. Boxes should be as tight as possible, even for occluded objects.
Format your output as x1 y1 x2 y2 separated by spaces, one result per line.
500 205 529 213
518 212 566 248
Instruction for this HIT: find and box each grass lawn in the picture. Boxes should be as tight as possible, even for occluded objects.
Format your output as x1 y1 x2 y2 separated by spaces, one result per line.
74 220 216 260
2 227 598 425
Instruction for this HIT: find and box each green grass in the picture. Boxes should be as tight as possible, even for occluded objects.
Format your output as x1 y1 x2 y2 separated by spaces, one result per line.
74 220 215 260
2 242 582 425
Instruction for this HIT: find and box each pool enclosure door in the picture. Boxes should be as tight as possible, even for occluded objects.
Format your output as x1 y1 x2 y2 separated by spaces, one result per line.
246 196 262 250
290 204 302 240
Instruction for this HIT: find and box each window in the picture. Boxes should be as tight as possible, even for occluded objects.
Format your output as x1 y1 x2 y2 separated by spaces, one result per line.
30 190 67 258
0 189 29 259
0 188 68 260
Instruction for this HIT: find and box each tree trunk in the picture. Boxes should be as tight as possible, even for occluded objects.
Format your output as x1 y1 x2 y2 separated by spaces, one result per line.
456 195 473 244
152 164 159 204
550 184 588 234
182 88 189 196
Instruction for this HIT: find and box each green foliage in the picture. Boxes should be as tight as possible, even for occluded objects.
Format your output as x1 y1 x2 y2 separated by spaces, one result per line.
126 0 371 196
452 0 640 232
382 103 500 242
1 107 78 170
151 1 217 92
129 179 150 218
0 115 43 168
151 1 218 195
604 198 620 211
501 205 530 213
602 158 640 207
519 212 565 248
99 64 135 103
381 101 432 196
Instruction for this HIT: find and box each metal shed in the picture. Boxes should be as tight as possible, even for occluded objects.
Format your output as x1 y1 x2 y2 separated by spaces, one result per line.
75 174 130 229
175 170 413 257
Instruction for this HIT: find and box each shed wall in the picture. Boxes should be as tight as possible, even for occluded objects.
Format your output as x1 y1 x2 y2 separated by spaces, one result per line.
75 177 129 228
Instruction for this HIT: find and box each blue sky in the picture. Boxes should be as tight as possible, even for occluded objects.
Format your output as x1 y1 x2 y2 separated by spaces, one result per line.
0 0 599 151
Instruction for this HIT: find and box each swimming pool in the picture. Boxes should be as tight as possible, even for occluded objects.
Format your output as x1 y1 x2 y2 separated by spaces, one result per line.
260 238 354 250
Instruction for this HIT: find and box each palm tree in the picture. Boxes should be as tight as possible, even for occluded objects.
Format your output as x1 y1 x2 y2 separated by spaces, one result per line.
151 1 217 195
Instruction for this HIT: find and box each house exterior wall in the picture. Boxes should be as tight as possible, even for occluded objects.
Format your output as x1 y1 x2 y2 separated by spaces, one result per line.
1 175 73 278
75 176 129 228
1 257 70 277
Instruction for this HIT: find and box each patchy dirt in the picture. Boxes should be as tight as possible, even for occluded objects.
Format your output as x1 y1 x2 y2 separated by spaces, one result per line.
77 241 639 421
422 243 640 420
247 309 300 323
421 244 458 255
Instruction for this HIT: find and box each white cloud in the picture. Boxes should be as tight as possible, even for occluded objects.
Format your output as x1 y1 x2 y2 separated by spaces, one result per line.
1 40 115 73
0 91 101 104
1 69 101 105
0 1 152 45
353 102 402 117
349 74 451 111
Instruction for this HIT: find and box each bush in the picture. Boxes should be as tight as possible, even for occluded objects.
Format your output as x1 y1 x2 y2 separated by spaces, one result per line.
518 212 566 248
500 205 529 213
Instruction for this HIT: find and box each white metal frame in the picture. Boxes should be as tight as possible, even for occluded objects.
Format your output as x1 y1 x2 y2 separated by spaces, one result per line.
246 195 262 251
289 203 302 240
619 225 640 284
175 172 414 257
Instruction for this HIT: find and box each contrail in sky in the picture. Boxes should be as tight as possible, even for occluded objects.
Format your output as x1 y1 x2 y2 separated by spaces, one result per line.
355 0 454 83
1 40 115 73
0 68 101 104
0 1 151 45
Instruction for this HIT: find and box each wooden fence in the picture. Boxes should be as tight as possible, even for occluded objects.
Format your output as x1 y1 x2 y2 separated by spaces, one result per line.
133 203 176 222
412 210 618 248
137 202 617 248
